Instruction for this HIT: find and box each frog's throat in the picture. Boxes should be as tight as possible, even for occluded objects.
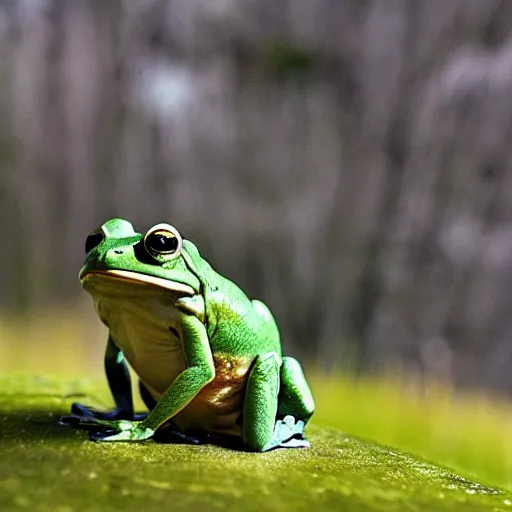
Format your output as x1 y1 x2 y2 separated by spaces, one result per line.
80 269 196 295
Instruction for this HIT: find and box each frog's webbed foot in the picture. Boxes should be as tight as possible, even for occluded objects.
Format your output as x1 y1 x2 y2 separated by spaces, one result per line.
86 421 154 442
60 403 148 426
72 402 149 421
269 415 310 450
60 414 154 442
71 402 127 420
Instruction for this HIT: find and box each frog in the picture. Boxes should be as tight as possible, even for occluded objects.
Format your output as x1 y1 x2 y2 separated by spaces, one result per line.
60 218 315 451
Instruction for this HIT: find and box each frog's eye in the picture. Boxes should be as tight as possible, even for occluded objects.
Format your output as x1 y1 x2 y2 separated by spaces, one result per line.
85 230 105 253
144 224 182 259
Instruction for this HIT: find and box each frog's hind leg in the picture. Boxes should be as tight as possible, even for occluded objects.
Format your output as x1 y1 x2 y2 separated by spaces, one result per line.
243 352 307 451
278 357 315 422
242 352 280 452
276 357 315 448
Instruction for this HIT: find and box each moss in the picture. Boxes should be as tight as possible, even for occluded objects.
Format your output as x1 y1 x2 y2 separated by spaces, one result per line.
0 375 510 511
308 371 512 490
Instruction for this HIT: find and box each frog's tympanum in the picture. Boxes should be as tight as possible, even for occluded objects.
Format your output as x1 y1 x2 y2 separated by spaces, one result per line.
61 218 315 451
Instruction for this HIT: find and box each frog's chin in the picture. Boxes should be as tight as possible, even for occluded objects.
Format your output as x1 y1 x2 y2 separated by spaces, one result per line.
79 269 196 296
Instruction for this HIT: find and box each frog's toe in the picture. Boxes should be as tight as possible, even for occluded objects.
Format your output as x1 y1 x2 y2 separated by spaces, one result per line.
70 402 144 421
59 414 106 430
88 428 120 441
266 415 309 450
70 403 97 418
89 424 154 442
59 414 82 427
70 402 121 420
276 415 305 440
282 415 305 431
278 437 310 449
59 414 121 433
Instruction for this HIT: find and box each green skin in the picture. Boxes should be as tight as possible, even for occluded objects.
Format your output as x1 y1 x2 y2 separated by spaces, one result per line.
62 218 314 452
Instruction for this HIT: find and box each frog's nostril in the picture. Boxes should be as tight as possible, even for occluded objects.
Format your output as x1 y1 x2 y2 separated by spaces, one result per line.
114 250 123 255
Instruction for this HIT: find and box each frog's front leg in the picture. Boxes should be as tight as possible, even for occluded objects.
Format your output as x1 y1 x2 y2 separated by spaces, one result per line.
60 335 138 430
93 315 215 442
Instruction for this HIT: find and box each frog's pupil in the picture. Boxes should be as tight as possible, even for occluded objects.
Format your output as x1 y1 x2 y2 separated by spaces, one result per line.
85 232 104 253
147 232 178 253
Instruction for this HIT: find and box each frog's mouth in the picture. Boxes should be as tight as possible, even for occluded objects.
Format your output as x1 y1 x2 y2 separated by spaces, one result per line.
79 269 196 295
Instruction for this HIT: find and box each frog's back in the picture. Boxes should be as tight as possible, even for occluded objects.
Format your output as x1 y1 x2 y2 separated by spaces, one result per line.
182 240 282 358
210 290 281 357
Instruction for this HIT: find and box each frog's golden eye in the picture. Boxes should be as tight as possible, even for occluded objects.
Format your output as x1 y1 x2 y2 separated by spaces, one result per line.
144 224 182 259
85 230 105 253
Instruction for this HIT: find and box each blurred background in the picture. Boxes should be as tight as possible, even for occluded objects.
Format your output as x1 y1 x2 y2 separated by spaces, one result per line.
2 0 512 488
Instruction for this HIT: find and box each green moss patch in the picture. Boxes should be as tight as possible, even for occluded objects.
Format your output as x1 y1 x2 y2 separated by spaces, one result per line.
0 375 510 511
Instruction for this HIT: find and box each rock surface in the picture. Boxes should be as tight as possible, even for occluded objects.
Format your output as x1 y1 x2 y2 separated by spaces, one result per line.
0 375 510 511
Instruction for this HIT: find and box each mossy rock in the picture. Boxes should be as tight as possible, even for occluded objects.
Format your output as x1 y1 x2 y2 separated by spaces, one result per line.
0 376 510 511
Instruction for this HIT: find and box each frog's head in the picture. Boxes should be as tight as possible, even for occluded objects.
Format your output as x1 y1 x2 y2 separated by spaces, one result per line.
80 218 200 298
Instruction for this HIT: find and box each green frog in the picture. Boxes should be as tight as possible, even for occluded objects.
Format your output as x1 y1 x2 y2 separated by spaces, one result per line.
61 218 314 451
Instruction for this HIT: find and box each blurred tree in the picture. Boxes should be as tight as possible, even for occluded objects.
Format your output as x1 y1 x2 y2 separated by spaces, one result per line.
2 0 512 390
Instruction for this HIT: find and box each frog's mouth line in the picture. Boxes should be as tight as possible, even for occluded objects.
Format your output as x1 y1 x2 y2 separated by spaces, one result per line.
80 269 196 295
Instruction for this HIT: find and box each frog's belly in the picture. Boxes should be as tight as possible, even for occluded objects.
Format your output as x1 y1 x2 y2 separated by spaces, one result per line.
96 298 252 437
105 309 187 398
